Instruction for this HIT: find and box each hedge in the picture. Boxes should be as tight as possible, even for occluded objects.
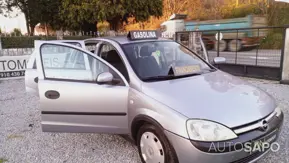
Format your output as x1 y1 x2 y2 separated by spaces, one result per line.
0 36 93 49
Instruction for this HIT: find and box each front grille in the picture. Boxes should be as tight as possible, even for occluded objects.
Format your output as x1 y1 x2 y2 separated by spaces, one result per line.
233 111 277 135
231 150 268 163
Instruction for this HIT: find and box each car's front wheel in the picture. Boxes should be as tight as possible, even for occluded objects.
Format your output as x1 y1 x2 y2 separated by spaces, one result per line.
137 124 178 163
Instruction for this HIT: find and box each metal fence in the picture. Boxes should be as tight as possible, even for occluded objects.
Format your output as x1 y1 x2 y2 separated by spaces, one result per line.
0 31 128 56
176 26 286 80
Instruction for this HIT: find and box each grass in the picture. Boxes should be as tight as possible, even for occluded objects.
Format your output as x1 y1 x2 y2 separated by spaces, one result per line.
0 158 8 163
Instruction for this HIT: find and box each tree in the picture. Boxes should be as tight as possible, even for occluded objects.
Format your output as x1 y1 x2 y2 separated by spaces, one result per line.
37 0 65 35
60 0 98 32
60 0 163 31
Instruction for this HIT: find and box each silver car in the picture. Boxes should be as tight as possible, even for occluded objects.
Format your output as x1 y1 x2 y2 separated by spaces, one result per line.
25 31 284 163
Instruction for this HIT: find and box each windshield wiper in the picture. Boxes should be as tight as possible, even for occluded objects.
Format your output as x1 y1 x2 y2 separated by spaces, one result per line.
143 75 176 81
143 73 202 82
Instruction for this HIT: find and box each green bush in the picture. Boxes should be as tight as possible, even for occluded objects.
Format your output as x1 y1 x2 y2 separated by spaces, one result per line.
1 36 93 49
259 32 283 49
223 4 262 19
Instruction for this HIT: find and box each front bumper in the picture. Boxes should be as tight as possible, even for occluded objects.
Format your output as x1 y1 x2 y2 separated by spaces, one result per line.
165 112 284 163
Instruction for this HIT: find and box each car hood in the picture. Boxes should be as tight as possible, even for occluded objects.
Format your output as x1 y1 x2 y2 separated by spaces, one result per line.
141 71 276 128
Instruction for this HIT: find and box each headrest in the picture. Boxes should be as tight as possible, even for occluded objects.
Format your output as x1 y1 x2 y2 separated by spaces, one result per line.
140 46 155 57
106 50 121 63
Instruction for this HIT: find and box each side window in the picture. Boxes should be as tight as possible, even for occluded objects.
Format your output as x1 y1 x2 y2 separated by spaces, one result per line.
99 44 114 59
85 42 100 54
40 44 125 85
98 43 129 81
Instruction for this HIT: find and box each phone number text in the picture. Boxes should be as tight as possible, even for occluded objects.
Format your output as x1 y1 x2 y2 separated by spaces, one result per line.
0 71 25 79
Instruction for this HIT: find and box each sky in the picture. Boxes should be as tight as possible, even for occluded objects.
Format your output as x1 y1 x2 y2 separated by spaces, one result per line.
0 11 27 34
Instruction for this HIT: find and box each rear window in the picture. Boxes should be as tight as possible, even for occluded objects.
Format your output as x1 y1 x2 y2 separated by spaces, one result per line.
64 42 81 47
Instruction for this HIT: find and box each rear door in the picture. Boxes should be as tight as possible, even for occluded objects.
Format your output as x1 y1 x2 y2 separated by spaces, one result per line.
25 40 85 95
35 41 129 134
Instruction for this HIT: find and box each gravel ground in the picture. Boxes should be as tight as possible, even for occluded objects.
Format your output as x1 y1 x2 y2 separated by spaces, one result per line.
0 78 288 163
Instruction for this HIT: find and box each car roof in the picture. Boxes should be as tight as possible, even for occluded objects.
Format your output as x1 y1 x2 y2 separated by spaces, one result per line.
86 36 173 45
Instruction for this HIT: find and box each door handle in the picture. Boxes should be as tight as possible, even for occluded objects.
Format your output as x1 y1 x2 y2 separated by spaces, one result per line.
34 77 38 83
45 90 60 99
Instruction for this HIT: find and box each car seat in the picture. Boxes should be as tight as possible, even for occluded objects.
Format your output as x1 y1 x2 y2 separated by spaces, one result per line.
105 50 129 81
138 46 161 78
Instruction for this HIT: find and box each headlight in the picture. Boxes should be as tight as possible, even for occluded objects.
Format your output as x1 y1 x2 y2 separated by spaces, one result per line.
186 120 238 142
275 106 282 117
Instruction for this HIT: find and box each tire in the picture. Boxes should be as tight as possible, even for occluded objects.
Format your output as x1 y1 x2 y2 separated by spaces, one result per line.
214 40 227 52
228 39 242 52
137 124 178 163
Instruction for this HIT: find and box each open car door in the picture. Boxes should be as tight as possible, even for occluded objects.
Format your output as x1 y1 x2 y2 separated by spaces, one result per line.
25 40 86 95
34 41 129 134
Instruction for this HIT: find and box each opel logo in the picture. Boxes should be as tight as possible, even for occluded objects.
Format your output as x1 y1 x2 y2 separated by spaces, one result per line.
260 120 269 131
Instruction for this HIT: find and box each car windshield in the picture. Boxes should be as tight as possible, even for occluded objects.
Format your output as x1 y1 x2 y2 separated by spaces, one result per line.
122 41 214 81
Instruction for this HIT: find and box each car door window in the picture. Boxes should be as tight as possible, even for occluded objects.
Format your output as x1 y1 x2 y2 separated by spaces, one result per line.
33 42 83 69
40 44 125 85
99 43 129 81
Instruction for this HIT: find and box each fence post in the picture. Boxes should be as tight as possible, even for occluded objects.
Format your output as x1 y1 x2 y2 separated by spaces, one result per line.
217 31 220 57
176 32 181 43
189 32 194 51
280 27 289 84
56 30 64 40
0 35 2 51
235 30 238 64
255 28 260 66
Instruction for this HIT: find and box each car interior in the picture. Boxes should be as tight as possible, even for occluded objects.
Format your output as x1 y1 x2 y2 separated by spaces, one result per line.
100 49 129 82
138 46 161 78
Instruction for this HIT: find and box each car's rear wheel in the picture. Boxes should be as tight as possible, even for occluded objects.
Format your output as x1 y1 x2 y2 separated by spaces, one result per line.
228 39 242 52
137 124 178 163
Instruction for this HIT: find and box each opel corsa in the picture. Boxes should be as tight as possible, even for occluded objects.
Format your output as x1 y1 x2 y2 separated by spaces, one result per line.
25 31 284 163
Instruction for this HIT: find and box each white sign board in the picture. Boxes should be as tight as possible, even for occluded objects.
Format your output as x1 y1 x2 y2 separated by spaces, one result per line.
161 32 175 39
0 55 30 80
215 32 223 41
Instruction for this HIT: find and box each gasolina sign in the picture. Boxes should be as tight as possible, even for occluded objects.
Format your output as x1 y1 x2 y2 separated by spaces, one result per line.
0 55 30 80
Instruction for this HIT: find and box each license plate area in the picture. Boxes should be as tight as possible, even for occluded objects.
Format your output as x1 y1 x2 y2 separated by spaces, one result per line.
247 129 278 153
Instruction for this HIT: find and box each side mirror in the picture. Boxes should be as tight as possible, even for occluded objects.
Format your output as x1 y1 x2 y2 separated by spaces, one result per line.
97 72 113 83
213 57 226 64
